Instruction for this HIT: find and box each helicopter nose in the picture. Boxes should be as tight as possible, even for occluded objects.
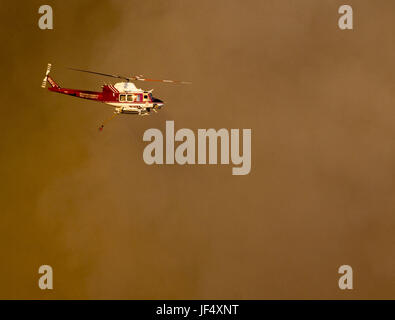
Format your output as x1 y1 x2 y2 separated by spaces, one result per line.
152 97 163 103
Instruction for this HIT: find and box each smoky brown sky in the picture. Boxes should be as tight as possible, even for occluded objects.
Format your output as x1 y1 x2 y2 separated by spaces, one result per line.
1 0 395 299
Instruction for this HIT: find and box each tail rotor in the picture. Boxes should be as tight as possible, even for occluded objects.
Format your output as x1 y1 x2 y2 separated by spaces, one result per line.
41 63 52 88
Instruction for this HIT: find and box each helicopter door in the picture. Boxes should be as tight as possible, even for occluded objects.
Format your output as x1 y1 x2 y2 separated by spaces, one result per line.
135 94 142 102
119 94 126 102
126 94 134 102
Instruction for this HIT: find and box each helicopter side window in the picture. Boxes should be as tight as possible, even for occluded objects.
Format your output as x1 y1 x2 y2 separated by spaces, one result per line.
119 94 126 102
135 94 142 102
127 95 134 102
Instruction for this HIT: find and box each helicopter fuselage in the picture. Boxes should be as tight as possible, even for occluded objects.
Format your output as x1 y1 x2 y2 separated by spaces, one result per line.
47 78 164 115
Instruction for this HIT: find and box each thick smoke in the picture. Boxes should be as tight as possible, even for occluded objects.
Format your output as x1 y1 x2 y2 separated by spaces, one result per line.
1 0 395 299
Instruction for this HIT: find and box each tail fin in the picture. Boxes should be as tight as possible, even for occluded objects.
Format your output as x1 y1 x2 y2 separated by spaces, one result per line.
47 75 60 89
41 63 52 88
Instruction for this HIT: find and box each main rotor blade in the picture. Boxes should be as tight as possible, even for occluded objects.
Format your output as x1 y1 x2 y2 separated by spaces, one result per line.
68 67 191 84
68 68 132 81
135 77 192 85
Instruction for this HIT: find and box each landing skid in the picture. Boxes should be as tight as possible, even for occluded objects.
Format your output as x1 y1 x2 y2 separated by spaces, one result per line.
99 106 154 131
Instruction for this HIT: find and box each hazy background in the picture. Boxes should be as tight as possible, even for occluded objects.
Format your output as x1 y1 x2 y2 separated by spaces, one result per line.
1 0 394 299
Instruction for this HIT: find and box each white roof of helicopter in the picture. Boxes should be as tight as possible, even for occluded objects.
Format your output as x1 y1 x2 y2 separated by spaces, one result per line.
114 82 144 93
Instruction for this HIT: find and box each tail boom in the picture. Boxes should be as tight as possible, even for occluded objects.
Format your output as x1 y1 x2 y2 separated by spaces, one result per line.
42 63 101 101
48 87 102 101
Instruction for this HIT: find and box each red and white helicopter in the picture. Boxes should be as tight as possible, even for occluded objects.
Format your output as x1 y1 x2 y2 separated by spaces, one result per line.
41 63 191 130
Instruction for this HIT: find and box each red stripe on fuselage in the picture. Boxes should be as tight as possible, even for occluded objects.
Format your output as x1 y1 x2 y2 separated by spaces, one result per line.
48 87 102 101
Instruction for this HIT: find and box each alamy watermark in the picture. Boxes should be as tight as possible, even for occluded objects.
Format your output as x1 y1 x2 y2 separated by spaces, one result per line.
143 121 251 175
38 5 53 30
338 265 353 290
38 265 53 290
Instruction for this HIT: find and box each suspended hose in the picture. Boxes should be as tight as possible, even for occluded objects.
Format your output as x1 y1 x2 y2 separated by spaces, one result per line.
99 112 120 131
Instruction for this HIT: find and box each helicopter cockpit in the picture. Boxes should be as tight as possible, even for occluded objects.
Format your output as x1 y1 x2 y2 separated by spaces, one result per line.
118 93 153 103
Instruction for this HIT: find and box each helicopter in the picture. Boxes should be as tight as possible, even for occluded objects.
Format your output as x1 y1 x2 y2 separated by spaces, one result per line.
41 64 191 130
